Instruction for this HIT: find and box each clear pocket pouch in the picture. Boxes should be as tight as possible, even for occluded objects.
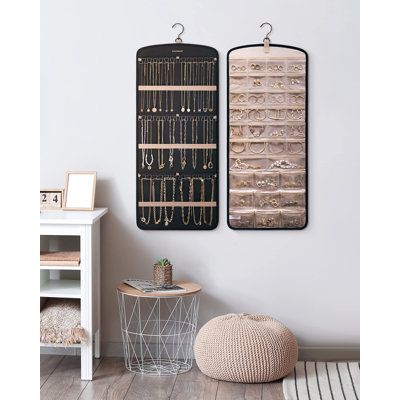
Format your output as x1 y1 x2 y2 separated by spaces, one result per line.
230 76 247 90
285 76 305 89
230 190 254 208
248 109 286 122
229 172 254 189
229 211 255 228
280 190 305 208
266 61 285 73
229 124 245 138
249 60 267 72
230 157 268 171
265 92 286 106
230 93 247 105
230 60 247 73
286 109 305 122
255 211 281 228
230 109 248 122
244 141 268 156
266 76 286 90
287 140 305 155
254 172 280 190
250 76 267 89
265 125 286 138
266 141 286 155
280 171 305 189
267 156 306 170
287 92 306 106
247 125 268 138
287 124 305 138
287 61 305 73
248 93 266 106
281 210 306 228
254 191 281 209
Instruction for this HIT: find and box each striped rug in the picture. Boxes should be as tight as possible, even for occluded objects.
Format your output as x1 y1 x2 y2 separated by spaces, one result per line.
283 361 360 400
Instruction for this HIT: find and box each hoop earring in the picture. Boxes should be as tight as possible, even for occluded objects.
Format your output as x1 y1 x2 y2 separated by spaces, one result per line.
267 142 285 154
230 142 246 154
248 142 266 154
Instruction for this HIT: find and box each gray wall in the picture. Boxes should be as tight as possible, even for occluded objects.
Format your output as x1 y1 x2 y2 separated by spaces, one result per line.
41 0 359 349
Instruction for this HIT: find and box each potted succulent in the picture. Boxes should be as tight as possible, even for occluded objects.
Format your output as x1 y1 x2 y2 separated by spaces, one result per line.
153 258 173 286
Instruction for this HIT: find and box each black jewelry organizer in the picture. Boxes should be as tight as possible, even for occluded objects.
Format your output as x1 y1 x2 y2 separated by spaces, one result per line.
136 43 219 230
227 23 308 230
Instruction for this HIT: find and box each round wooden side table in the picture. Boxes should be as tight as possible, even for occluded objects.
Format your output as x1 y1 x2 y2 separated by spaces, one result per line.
116 281 201 375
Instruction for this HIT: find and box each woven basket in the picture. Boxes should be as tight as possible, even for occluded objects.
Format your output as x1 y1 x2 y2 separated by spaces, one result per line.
153 264 172 286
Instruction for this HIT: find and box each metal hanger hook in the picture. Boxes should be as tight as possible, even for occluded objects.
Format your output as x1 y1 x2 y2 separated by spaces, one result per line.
172 23 184 43
260 22 273 41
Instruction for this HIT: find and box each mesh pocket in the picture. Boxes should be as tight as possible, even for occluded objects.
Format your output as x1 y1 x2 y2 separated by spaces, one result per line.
255 211 281 228
254 191 280 210
254 172 280 190
280 190 305 208
229 172 254 189
280 171 305 189
229 211 255 228
281 210 306 228
230 190 254 209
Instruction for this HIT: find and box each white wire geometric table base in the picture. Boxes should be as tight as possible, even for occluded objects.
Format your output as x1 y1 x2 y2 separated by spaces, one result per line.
117 290 200 375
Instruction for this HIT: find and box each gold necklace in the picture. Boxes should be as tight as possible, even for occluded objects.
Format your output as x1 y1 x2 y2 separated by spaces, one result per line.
168 119 175 168
180 177 191 225
192 118 198 169
163 177 175 226
140 177 152 224
157 119 165 169
192 177 204 226
180 119 187 170
152 178 163 224
203 177 214 226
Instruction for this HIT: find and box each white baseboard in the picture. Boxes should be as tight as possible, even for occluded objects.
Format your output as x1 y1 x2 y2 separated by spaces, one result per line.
41 342 359 361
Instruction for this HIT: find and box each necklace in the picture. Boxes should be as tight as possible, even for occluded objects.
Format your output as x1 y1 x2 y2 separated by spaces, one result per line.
140 177 152 224
144 120 153 170
192 118 198 169
157 119 165 169
152 178 163 224
192 178 204 226
168 119 175 168
180 119 187 170
203 119 209 169
170 59 175 111
163 177 175 226
180 177 192 225
140 118 145 169
203 177 214 226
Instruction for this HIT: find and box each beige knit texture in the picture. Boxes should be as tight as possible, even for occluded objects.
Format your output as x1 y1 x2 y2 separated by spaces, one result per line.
40 299 86 345
194 313 298 383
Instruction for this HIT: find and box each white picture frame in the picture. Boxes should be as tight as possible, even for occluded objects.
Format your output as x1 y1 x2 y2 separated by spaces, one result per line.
63 171 97 211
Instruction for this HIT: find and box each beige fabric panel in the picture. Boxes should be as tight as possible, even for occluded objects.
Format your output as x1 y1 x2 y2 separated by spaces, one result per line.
228 45 307 229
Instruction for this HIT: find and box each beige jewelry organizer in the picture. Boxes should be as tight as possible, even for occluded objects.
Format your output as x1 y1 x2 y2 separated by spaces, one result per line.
228 24 307 230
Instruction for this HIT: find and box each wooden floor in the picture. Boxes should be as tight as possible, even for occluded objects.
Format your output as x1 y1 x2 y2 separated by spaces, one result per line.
41 355 284 400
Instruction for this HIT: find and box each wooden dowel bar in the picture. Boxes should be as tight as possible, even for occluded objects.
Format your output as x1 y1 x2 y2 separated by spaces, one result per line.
138 85 217 91
138 144 217 149
138 201 217 207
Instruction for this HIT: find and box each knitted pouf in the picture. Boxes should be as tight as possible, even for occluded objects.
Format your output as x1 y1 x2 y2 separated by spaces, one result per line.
194 313 298 383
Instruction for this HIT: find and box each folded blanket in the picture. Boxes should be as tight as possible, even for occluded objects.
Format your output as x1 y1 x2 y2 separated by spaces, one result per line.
40 299 86 345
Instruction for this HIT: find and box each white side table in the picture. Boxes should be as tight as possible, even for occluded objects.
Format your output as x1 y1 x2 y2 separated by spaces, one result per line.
40 208 108 380
117 281 201 375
